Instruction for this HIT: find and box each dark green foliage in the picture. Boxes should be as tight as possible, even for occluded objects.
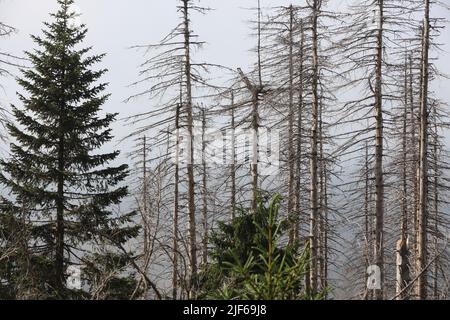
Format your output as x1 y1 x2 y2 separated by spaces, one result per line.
0 0 138 299
199 193 324 300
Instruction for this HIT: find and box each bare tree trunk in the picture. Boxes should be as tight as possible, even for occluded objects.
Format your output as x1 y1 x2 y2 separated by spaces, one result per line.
432 104 439 299
309 0 321 295
396 238 410 300
237 68 260 212
251 95 259 213
322 163 329 296
401 58 409 243
172 103 181 300
364 142 372 300
288 5 296 245
318 96 326 291
230 92 236 220
396 59 411 300
294 21 305 245
416 0 430 300
251 0 263 212
182 0 197 297
409 55 419 281
201 108 208 266
143 136 149 256
373 0 385 300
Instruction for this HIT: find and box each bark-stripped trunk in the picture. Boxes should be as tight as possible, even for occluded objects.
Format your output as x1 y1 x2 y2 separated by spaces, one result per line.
396 238 410 300
432 105 439 299
251 0 263 212
237 68 260 212
251 95 259 212
396 59 411 300
287 5 296 244
201 109 208 266
321 163 329 295
364 142 372 300
309 0 321 295
416 0 430 300
373 0 385 300
182 0 197 297
409 55 419 275
143 136 149 256
230 92 236 220
294 21 305 245
318 96 327 292
401 58 409 244
172 103 181 299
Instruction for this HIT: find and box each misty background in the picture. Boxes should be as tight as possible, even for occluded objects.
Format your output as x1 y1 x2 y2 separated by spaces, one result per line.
1 0 448 159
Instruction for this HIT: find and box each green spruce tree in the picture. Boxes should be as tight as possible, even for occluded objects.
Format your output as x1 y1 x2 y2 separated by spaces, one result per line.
199 193 323 300
0 0 138 299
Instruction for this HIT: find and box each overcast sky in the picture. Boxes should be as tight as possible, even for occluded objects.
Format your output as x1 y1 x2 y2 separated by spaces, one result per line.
1 0 449 160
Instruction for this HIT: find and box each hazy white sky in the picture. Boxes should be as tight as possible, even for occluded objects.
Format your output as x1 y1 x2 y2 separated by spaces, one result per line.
1 0 449 159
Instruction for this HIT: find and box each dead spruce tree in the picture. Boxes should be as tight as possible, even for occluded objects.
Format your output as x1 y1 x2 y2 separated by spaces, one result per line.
251 1 337 295
337 0 450 300
391 53 416 299
415 0 430 299
214 0 269 215
341 141 375 299
303 0 339 296
336 0 410 299
125 136 167 300
308 0 321 294
127 0 219 299
387 0 450 300
254 4 311 245
413 0 449 299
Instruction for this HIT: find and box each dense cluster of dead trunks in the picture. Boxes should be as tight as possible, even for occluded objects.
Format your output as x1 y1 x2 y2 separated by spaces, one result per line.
124 0 449 300
1 0 449 300
339 0 450 300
